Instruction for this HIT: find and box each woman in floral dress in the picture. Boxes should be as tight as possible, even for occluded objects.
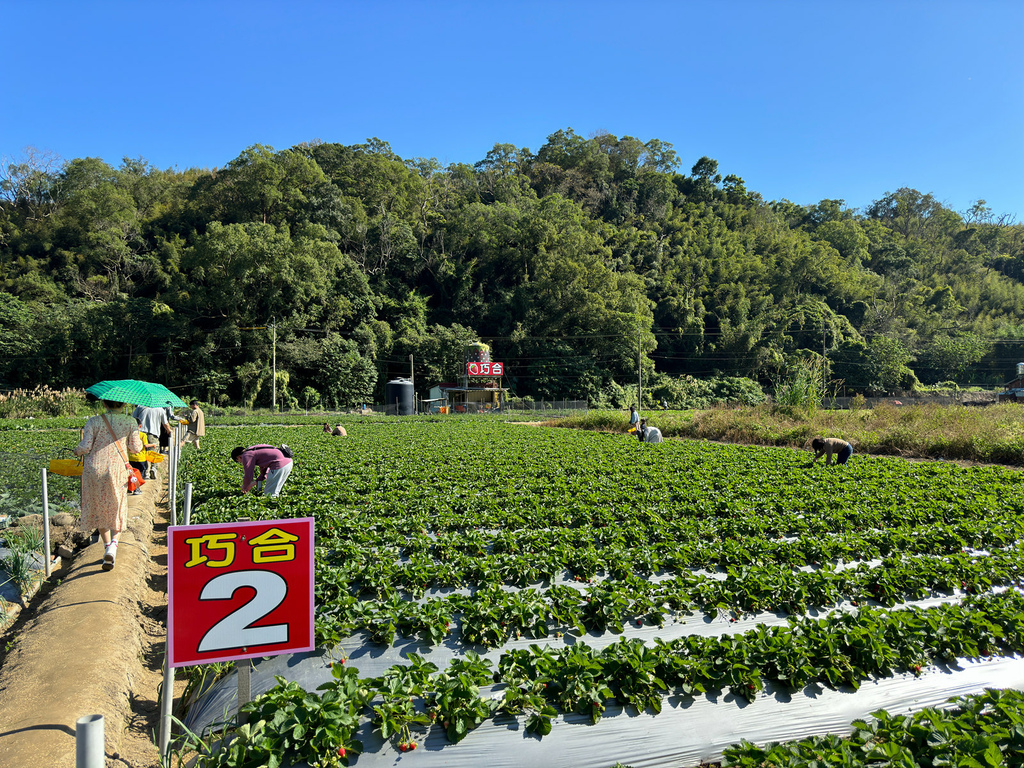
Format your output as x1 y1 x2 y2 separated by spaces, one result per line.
74 400 143 571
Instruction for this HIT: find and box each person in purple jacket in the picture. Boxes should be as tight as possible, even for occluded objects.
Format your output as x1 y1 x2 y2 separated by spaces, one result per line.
230 444 294 497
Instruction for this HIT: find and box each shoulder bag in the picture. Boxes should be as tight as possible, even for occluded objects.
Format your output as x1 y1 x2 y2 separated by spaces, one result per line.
101 414 145 493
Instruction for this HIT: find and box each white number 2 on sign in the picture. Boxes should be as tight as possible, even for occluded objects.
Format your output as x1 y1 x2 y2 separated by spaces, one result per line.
197 570 290 653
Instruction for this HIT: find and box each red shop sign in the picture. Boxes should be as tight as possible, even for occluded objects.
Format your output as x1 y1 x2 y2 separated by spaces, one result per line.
167 517 314 667
467 361 503 377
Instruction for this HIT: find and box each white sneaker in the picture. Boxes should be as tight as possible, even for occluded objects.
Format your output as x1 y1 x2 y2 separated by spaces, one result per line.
102 541 118 571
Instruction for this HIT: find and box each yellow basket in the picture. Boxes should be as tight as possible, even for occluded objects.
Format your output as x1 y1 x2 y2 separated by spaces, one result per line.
49 458 84 477
146 451 165 463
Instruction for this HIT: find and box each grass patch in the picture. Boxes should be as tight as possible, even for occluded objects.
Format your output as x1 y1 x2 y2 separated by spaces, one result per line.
554 403 1024 465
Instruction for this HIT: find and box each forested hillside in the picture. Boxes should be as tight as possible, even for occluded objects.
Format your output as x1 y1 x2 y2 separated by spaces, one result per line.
1 130 1022 408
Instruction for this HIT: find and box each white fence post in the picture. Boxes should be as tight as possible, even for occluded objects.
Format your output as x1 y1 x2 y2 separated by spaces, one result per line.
41 468 51 578
75 714 104 768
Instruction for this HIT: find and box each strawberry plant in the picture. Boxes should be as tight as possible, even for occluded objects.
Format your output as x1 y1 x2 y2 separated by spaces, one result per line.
427 653 499 743
368 655 436 749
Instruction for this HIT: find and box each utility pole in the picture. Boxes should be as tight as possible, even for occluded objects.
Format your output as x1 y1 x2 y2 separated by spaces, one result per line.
822 316 826 399
637 319 642 414
270 318 277 411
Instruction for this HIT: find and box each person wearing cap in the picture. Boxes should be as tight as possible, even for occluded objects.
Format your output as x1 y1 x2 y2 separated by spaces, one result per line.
628 405 640 432
808 437 853 466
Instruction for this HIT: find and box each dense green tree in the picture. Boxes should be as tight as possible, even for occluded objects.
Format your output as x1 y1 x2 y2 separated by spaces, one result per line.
3 131 1024 400
916 334 991 385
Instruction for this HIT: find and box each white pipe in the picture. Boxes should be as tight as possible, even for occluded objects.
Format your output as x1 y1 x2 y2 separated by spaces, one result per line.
158 652 173 760
169 425 177 526
184 482 192 527
41 468 51 578
75 714 104 768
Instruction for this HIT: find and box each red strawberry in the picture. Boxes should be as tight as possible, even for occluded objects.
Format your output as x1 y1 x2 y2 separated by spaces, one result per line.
338 746 346 758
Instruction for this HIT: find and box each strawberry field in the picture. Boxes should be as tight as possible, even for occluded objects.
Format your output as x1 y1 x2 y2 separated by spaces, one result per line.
6 419 1024 766
162 419 1024 767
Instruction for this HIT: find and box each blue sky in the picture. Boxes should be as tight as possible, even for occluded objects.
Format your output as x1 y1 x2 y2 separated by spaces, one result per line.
4 0 1022 218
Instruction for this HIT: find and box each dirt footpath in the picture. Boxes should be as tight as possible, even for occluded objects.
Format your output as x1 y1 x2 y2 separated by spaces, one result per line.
0 474 174 768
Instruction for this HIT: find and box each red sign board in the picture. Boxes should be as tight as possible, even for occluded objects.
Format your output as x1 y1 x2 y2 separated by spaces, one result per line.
467 361 503 377
167 517 314 668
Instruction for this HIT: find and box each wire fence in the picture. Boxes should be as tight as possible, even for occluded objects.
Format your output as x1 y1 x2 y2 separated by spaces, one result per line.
825 394 998 409
379 399 590 416
505 399 589 414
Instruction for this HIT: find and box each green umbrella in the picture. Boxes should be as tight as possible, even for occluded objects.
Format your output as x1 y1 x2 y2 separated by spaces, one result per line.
85 379 188 408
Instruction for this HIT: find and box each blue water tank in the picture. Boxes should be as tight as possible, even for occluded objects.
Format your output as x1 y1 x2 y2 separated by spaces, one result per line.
385 379 415 416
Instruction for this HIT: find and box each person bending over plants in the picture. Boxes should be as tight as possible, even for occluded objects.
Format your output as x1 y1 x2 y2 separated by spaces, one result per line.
231 444 294 498
808 437 853 466
636 419 663 444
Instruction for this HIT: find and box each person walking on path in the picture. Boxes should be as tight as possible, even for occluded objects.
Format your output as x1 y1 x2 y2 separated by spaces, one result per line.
132 404 169 477
231 444 294 498
808 437 853 466
628 405 640 432
74 400 143 570
181 400 205 450
128 418 158 493
159 404 176 454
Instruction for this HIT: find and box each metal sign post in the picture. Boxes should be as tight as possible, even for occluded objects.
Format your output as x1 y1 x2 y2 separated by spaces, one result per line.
237 662 251 724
